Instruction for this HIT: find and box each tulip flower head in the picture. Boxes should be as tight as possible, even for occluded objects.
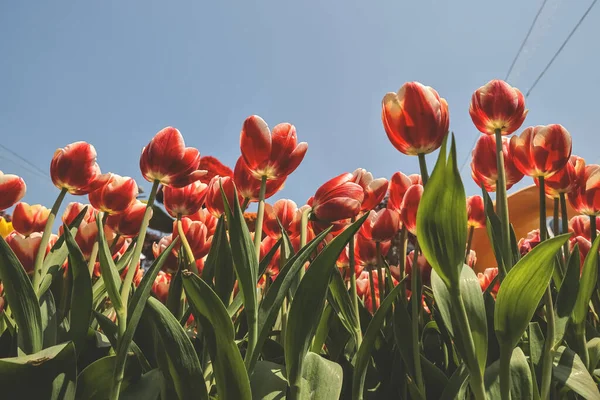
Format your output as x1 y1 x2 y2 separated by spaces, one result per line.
569 215 599 239
140 127 207 188
62 202 96 227
537 155 585 199
198 156 233 184
471 134 523 192
350 168 388 212
518 229 541 256
310 173 364 222
568 164 600 216
360 208 401 242
263 199 302 239
233 157 286 202
51 142 106 195
6 231 56 274
382 82 449 155
163 180 208 217
478 268 499 297
89 173 139 214
106 200 150 237
12 203 50 236
400 184 423 235
388 172 421 212
188 208 219 237
0 171 26 210
152 234 179 274
466 195 486 229
205 176 243 217
172 218 212 262
239 115 308 180
469 79 528 136
152 271 171 304
509 124 572 178
355 233 391 270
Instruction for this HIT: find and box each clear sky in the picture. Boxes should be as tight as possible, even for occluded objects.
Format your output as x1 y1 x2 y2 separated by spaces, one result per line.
1 0 599 211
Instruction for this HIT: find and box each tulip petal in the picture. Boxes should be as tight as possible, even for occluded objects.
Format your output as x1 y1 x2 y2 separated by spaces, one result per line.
240 115 272 169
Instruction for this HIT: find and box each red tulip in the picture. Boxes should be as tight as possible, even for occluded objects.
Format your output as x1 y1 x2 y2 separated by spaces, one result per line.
569 215 600 239
263 199 302 239
205 176 243 217
360 209 401 242
466 195 486 229
152 234 179 274
163 180 208 217
509 124 572 178
471 134 523 192
62 208 121 260
478 268 499 297
51 142 106 195
233 157 286 202
400 184 423 235
570 236 599 271
405 250 432 287
355 233 390 270
259 236 281 277
0 171 26 210
568 164 600 216
106 200 149 237
351 168 388 212
172 218 212 263
140 127 207 188
311 173 364 222
382 82 449 155
188 208 219 237
536 155 585 199
198 156 233 184
518 229 541 256
62 202 96 226
240 115 308 180
119 264 144 287
469 79 528 136
356 269 398 313
388 172 421 211
152 271 171 304
12 203 50 236
88 173 139 214
6 232 56 274
466 249 478 268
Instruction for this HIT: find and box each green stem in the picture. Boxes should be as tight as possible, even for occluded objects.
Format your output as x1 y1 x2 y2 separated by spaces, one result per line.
499 344 512 400
398 227 408 301
241 197 250 211
109 233 121 253
368 268 377 313
553 198 559 237
253 175 267 263
348 216 362 347
575 323 590 371
177 215 198 275
465 226 474 264
33 188 67 294
411 241 424 393
559 193 569 261
376 241 385 300
417 153 429 186
298 207 310 280
495 128 513 271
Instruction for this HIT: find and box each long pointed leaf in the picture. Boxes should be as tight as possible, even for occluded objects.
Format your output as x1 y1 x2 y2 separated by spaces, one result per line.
572 235 600 325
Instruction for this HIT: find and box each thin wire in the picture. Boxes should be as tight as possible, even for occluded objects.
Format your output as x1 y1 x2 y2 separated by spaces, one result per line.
0 143 49 179
525 0 598 97
505 0 550 81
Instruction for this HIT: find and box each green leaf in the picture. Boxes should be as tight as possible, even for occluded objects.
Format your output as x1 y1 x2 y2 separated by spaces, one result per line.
250 229 330 370
143 297 210 400
40 290 58 348
42 205 89 273
285 214 368 397
76 354 141 399
182 272 251 400
203 215 235 305
528 322 544 395
0 235 43 354
588 337 600 371
439 365 469 400
494 234 570 350
421 356 449 400
115 237 137 273
555 247 580 346
572 235 600 325
553 346 600 400
120 369 162 400
63 223 93 352
431 265 488 375
481 189 505 272
0 341 76 399
250 361 287 400
484 347 533 400
166 264 183 318
301 352 343 400
352 282 404 400
393 296 415 378
417 134 467 289
328 268 360 343
97 217 124 312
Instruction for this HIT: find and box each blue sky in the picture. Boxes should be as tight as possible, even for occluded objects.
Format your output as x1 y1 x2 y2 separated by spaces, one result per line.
1 0 599 212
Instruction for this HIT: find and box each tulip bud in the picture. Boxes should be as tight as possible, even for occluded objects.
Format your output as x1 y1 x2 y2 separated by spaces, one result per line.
568 164 600 216
539 155 585 198
466 195 486 229
205 176 243 217
152 234 179 274
400 184 423 235
233 157 286 202
106 200 149 237
471 134 523 192
51 141 106 195
0 171 26 210
382 82 449 155
360 208 401 242
163 180 208 217
140 127 207 188
469 79 528 136
263 199 301 239
240 115 308 180
152 271 171 304
518 229 541 256
12 203 50 236
388 172 421 211
311 173 364 222
509 124 572 178
350 168 388 212
88 173 139 214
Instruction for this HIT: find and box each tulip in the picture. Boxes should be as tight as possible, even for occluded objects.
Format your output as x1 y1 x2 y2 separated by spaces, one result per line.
466 249 478 268
239 115 308 181
172 218 212 266
6 232 56 274
382 82 449 156
360 209 401 242
404 250 432 287
205 176 243 217
88 173 139 214
518 229 541 256
400 184 423 235
163 180 208 217
188 208 219 237
568 164 600 216
466 196 486 229
198 156 233 184
12 203 50 236
355 233 391 270
351 168 388 212
310 173 364 222
259 236 281 278
0 216 13 239
471 134 523 192
356 268 398 314
106 200 149 237
152 234 179 274
0 171 26 210
538 155 585 199
469 79 527 136
152 271 171 304
263 199 302 239
478 268 499 297
387 172 421 211
62 202 96 226
51 142 107 195
139 127 206 188
569 215 600 239
233 157 286 203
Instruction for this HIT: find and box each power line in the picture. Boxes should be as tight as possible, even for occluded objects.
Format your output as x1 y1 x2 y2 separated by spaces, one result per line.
525 0 598 97
0 143 49 179
459 0 550 173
